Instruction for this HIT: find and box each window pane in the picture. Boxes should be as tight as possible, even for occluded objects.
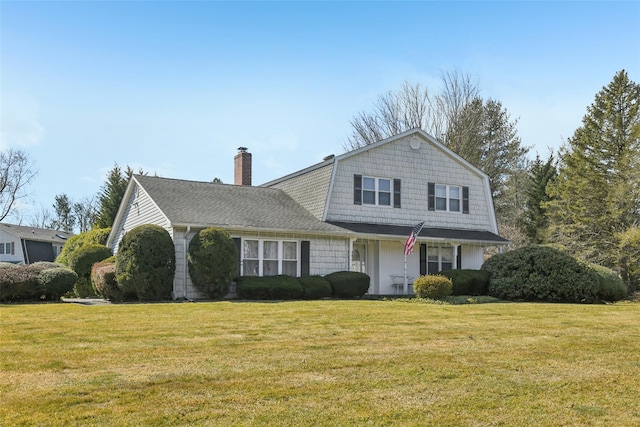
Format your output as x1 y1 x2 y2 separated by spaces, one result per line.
435 185 447 197
428 262 439 274
263 241 278 259
441 247 453 263
283 242 297 260
0 244 4 255
363 177 376 191
449 187 460 198
441 262 453 271
379 179 390 192
436 197 447 211
379 192 391 205
243 260 259 276
427 247 439 262
449 199 460 212
263 260 278 276
282 261 297 276
363 190 376 204
243 240 258 259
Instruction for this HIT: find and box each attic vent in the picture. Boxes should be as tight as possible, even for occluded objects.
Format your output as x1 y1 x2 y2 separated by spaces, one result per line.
323 154 335 161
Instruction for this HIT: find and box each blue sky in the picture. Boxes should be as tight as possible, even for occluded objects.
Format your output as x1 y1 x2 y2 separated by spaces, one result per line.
1 1 639 225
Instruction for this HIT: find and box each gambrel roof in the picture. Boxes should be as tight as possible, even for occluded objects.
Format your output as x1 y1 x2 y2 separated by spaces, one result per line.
128 175 349 235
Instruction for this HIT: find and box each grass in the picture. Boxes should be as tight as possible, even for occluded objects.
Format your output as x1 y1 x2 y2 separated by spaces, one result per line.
1 300 640 426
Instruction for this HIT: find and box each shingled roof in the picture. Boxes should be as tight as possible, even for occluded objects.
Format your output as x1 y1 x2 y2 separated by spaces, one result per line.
134 175 349 235
0 223 72 243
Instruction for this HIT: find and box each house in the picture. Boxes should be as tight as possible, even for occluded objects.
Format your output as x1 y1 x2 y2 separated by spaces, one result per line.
0 223 72 264
107 129 508 299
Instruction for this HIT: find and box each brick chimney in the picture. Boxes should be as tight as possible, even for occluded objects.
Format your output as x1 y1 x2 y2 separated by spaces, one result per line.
234 147 252 186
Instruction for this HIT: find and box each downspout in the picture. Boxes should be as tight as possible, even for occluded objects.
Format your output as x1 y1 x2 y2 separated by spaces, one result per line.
183 226 191 300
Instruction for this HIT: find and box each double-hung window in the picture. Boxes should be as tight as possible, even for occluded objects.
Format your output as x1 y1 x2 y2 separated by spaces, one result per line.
354 175 401 208
429 183 469 214
242 239 298 277
427 246 453 273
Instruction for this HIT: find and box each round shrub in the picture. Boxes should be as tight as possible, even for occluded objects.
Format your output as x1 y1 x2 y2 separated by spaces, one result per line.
188 227 238 299
68 244 112 297
0 265 41 301
590 264 627 302
236 275 304 300
37 267 78 300
413 275 453 299
115 224 175 301
324 271 370 298
56 227 111 266
482 246 600 303
438 269 490 296
91 258 120 301
298 276 332 299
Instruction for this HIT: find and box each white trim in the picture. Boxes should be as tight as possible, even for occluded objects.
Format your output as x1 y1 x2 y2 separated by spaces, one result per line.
322 157 339 221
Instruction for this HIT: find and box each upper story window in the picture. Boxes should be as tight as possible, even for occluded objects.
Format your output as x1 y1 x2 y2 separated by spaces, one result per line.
354 175 401 208
429 182 469 214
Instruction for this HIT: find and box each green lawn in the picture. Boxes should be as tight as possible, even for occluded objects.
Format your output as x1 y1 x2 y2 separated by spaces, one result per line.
1 300 639 426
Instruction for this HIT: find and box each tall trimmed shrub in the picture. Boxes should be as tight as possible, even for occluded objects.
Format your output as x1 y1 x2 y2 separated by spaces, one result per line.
591 264 627 302
91 258 119 301
188 227 237 299
56 227 111 266
324 271 370 298
115 224 175 301
482 246 599 303
68 244 112 297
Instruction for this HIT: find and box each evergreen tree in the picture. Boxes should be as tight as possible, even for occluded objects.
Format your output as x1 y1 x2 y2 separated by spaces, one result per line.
50 193 75 232
520 153 556 244
546 70 640 267
94 164 144 229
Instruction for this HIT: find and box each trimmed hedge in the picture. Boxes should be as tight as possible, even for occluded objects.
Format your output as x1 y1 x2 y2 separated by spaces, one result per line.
37 267 78 300
56 227 111 266
591 264 627 302
236 275 304 300
298 276 332 299
188 227 238 299
68 244 112 297
482 246 600 303
413 275 453 299
324 271 370 298
438 269 490 296
0 263 77 301
115 224 175 301
91 258 119 301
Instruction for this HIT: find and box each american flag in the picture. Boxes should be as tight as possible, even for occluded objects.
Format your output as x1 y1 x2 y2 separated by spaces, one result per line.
404 221 424 256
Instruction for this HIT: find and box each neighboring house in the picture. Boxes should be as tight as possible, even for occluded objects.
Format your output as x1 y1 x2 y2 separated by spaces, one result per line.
107 129 508 299
0 223 72 264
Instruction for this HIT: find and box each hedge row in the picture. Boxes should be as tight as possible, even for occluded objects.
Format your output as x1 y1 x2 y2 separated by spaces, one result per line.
0 262 78 302
236 271 369 300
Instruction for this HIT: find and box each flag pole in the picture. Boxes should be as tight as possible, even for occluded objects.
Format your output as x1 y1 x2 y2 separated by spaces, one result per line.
403 253 408 295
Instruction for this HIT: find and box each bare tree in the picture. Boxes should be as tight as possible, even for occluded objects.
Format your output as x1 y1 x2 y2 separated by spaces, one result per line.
0 148 37 222
344 70 480 150
73 196 96 233
29 206 53 229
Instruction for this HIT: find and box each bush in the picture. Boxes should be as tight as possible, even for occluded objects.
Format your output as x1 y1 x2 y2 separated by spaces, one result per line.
91 258 120 301
618 226 640 293
590 264 627 302
37 267 78 300
298 276 333 299
0 265 41 301
438 269 490 295
413 275 453 299
188 227 238 299
324 271 370 298
236 275 304 300
482 246 600 303
56 227 111 266
68 244 112 297
115 224 175 301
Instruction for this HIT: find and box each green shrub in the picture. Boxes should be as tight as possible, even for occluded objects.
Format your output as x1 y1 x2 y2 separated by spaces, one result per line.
188 227 238 299
438 269 490 295
324 271 370 298
298 276 333 299
91 258 120 301
0 265 41 301
37 267 78 300
68 244 112 297
236 275 304 300
482 246 599 303
590 264 627 302
115 224 175 301
56 227 111 266
618 226 640 293
413 275 453 299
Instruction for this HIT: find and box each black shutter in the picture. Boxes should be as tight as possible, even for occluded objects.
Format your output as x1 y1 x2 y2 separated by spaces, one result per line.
457 245 462 269
354 175 362 205
301 241 310 277
428 182 435 211
419 244 427 276
393 179 401 208
462 186 469 214
233 238 242 278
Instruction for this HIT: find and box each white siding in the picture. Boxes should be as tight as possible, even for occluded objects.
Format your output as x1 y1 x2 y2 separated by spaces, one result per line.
110 183 171 254
461 244 485 270
0 229 23 264
326 134 494 231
